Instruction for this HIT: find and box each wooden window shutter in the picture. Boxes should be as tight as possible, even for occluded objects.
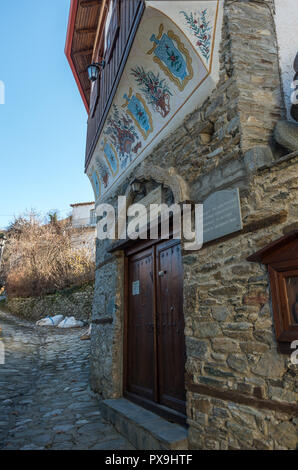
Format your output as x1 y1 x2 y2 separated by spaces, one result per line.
105 0 120 63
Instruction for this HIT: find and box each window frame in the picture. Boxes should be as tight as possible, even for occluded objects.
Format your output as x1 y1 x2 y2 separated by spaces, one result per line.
90 209 96 226
247 231 298 354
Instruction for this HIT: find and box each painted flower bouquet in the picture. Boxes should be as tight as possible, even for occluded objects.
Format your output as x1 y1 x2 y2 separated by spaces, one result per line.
180 9 212 62
131 66 173 118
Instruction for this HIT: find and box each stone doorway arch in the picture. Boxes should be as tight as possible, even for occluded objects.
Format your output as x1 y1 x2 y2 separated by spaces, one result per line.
124 162 191 206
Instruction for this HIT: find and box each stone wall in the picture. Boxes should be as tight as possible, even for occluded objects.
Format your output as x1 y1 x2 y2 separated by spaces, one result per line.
90 252 124 397
6 283 94 323
70 226 96 261
184 155 298 450
90 0 298 449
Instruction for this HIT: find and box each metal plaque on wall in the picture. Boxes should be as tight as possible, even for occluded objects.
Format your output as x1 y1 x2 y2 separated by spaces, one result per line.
203 188 243 244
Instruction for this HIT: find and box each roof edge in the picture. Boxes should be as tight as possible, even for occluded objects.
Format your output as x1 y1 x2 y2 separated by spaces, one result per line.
65 0 90 114
70 202 95 207
247 230 298 263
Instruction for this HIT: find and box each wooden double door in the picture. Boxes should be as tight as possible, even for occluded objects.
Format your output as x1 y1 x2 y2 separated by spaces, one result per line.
124 239 186 422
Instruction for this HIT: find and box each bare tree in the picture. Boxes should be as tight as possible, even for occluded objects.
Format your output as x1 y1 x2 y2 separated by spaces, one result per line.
1 211 94 298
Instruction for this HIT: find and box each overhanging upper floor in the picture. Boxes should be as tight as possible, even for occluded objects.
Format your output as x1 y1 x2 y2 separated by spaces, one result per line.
66 1 223 201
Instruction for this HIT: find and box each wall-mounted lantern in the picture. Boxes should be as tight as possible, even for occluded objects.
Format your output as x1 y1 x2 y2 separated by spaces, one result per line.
87 60 106 82
131 181 142 194
131 181 146 197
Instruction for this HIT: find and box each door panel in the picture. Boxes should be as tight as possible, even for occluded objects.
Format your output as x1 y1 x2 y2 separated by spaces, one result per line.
126 239 186 418
127 248 155 401
156 241 186 414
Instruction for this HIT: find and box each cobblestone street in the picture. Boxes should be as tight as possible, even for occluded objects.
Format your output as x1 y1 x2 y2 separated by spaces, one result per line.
0 310 134 450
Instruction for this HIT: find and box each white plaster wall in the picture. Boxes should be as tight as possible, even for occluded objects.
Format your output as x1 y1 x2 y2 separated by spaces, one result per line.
72 204 95 226
275 0 298 121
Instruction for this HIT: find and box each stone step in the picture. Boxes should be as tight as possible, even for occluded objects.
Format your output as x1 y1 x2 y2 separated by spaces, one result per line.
101 398 188 450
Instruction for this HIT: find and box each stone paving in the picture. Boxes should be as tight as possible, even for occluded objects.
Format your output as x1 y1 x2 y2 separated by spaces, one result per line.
0 310 134 450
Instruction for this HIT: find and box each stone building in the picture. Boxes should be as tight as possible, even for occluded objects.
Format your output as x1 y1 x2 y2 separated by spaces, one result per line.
65 0 298 450
70 202 97 258
70 202 96 229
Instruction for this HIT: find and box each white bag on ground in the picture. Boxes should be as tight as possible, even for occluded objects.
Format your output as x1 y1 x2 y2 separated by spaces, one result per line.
36 315 64 327
57 316 84 328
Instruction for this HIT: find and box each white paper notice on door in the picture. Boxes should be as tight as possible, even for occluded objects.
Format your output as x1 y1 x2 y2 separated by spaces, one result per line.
132 281 140 296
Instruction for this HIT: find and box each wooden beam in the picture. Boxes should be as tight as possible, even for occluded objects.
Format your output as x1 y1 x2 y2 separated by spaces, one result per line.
80 0 100 8
92 0 108 61
73 48 93 57
76 27 97 35
185 374 298 416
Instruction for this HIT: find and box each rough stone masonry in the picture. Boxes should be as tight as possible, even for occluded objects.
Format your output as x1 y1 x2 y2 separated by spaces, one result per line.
0 310 134 450
90 0 298 450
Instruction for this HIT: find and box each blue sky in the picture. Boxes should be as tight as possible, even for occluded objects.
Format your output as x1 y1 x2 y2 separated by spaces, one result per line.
0 0 93 229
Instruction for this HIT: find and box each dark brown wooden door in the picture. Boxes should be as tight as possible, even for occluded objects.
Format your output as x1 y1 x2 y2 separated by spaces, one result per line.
125 239 186 419
127 247 155 402
156 240 186 414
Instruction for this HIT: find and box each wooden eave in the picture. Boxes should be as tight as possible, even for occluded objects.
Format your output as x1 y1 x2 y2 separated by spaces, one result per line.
65 0 103 113
247 231 298 263
70 202 95 207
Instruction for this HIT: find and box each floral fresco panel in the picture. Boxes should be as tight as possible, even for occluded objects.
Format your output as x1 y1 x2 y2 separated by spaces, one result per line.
123 89 153 139
88 1 222 200
131 66 172 118
180 9 212 63
147 24 194 91
104 104 142 169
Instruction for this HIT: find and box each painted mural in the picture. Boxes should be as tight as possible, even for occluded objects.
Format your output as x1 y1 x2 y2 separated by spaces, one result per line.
180 9 212 63
122 88 153 139
91 171 101 199
96 158 111 190
147 24 193 91
101 138 119 176
131 66 172 118
88 1 222 200
103 104 142 169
